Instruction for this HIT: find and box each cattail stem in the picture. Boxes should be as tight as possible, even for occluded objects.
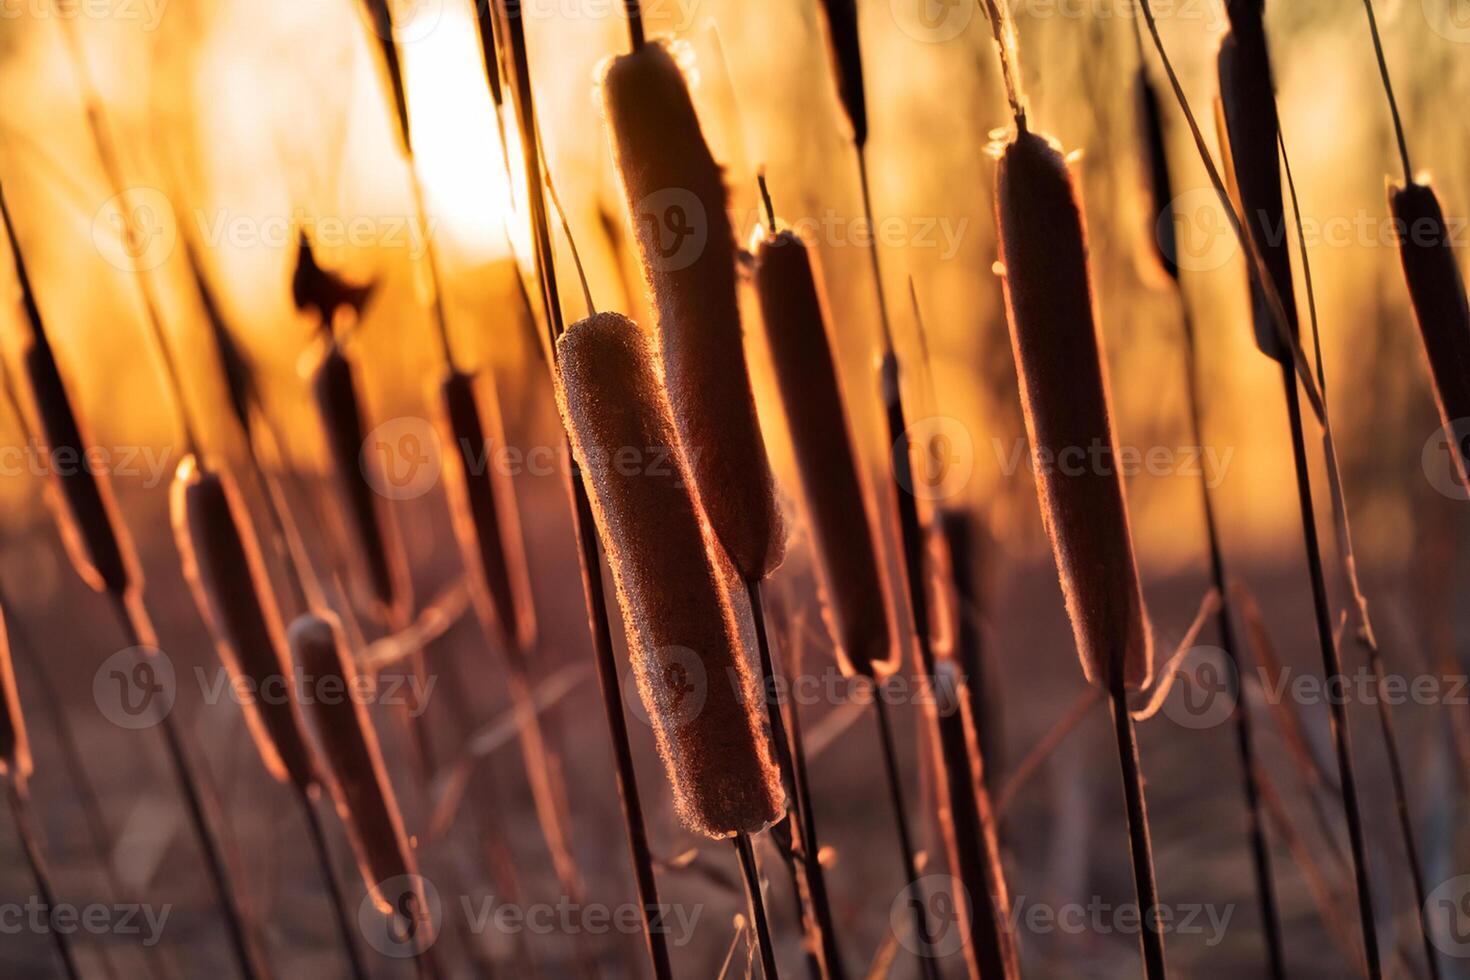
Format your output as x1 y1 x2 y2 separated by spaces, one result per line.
497 3 672 976
871 691 941 980
854 146 895 356
1176 298 1285 978
1280 366 1382 979
106 593 266 980
625 0 644 51
746 580 840 980
1107 672 1167 979
1358 0 1413 183
6 778 80 980
294 785 368 980
735 832 780 980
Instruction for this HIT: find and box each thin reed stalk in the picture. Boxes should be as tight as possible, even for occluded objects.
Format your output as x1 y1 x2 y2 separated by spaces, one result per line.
808 12 1020 976
0 607 78 980
735 833 780 980
1133 27 1284 973
495 3 671 975
1281 131 1439 980
295 784 370 980
0 82 265 971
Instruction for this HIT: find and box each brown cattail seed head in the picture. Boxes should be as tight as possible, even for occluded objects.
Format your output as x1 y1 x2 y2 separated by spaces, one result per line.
995 130 1153 692
754 230 896 677
1390 180 1470 487
0 608 32 788
556 311 784 838
23 333 137 596
813 0 868 147
601 41 785 582
436 370 537 655
312 343 412 623
171 456 317 791
290 612 420 913
1218 10 1297 363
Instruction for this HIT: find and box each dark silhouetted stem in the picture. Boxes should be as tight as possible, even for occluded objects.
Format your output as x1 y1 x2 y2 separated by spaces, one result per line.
736 832 780 980
7 778 81 980
1281 365 1382 979
1108 671 1167 980
295 786 368 980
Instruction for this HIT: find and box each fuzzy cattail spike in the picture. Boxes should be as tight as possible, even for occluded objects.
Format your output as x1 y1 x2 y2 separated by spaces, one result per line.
170 456 318 791
556 311 784 839
291 612 421 912
600 40 785 583
754 226 895 677
813 0 867 147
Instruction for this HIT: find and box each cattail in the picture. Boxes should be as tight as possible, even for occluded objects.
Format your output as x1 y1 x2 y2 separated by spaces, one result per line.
556 311 784 838
435 369 537 654
0 176 136 597
754 229 895 677
290 611 420 913
293 232 376 329
812 0 866 146
996 130 1153 693
600 41 785 583
170 455 318 792
1390 180 1470 486
1134 62 1178 285
0 609 32 789
1218 0 1298 363
311 342 412 624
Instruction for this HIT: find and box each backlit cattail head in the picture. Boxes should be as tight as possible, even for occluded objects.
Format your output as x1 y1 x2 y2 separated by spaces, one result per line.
435 369 537 655
556 311 784 838
20 333 137 596
311 342 412 624
1134 64 1178 286
1389 180 1470 488
0 607 32 788
753 228 896 677
290 611 421 914
995 129 1153 692
170 455 318 791
1218 5 1297 364
812 0 867 146
600 41 786 583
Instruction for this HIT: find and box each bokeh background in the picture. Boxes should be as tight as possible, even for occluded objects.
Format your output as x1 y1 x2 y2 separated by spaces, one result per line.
0 0 1467 976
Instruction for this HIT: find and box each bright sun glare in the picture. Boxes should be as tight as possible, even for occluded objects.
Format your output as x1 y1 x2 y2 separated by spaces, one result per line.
399 2 514 261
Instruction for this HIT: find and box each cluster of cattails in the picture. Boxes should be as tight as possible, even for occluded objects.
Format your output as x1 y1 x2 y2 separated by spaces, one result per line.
4 1 1470 978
